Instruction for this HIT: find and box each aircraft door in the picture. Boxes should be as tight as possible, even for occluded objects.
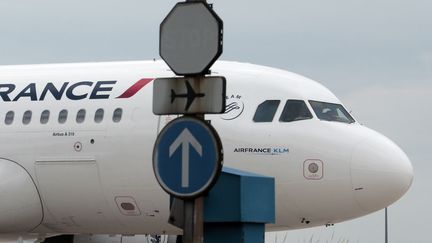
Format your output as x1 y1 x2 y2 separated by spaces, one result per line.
35 159 113 232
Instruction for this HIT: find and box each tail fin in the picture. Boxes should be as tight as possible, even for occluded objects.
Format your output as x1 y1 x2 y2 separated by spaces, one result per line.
171 89 176 103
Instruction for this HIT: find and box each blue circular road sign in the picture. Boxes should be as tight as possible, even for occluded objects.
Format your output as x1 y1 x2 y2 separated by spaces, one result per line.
153 116 223 198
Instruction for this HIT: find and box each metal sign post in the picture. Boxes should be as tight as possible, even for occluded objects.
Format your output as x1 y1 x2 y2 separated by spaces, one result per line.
155 0 224 242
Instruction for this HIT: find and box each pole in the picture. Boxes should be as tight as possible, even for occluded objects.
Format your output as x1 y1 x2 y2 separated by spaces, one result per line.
194 197 204 243
183 198 204 243
183 200 194 243
385 207 388 243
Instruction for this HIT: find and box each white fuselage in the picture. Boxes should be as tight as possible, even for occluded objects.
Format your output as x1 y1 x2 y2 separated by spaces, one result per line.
0 61 413 239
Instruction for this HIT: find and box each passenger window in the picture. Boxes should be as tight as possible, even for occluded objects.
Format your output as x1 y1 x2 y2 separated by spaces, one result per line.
40 110 50 124
279 100 313 122
113 108 123 123
23 110 32 125
94 108 104 123
76 109 86 123
253 100 280 122
58 109 68 124
5 111 14 125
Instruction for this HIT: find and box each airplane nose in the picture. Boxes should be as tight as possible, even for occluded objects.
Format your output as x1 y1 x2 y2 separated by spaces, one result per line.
351 133 413 213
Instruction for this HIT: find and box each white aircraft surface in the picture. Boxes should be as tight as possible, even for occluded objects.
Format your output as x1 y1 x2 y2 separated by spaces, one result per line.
0 60 413 242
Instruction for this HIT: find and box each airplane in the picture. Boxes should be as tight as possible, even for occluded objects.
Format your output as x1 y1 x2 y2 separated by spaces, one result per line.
0 60 413 242
170 80 205 111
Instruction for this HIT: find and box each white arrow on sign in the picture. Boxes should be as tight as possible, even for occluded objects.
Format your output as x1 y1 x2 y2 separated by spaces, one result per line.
169 128 203 188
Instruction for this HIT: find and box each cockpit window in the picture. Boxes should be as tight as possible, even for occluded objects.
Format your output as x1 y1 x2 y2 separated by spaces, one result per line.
309 100 355 124
279 100 313 122
253 100 280 122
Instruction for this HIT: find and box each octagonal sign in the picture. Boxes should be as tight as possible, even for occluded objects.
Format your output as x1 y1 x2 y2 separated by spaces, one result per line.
160 2 223 76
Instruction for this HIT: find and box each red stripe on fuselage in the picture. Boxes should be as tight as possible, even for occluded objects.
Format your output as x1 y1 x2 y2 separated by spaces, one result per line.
116 78 154 98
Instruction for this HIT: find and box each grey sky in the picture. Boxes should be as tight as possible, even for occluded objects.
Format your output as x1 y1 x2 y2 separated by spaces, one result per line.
1 1 431 242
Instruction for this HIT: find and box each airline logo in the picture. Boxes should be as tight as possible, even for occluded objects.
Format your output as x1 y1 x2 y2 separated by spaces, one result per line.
233 147 289 156
0 78 154 102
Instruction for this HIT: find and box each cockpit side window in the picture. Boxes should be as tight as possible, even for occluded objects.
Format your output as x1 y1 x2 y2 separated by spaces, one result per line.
279 100 313 122
253 100 280 122
309 100 355 124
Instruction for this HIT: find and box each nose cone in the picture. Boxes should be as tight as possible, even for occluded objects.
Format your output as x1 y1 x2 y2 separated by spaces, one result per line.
351 132 413 213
